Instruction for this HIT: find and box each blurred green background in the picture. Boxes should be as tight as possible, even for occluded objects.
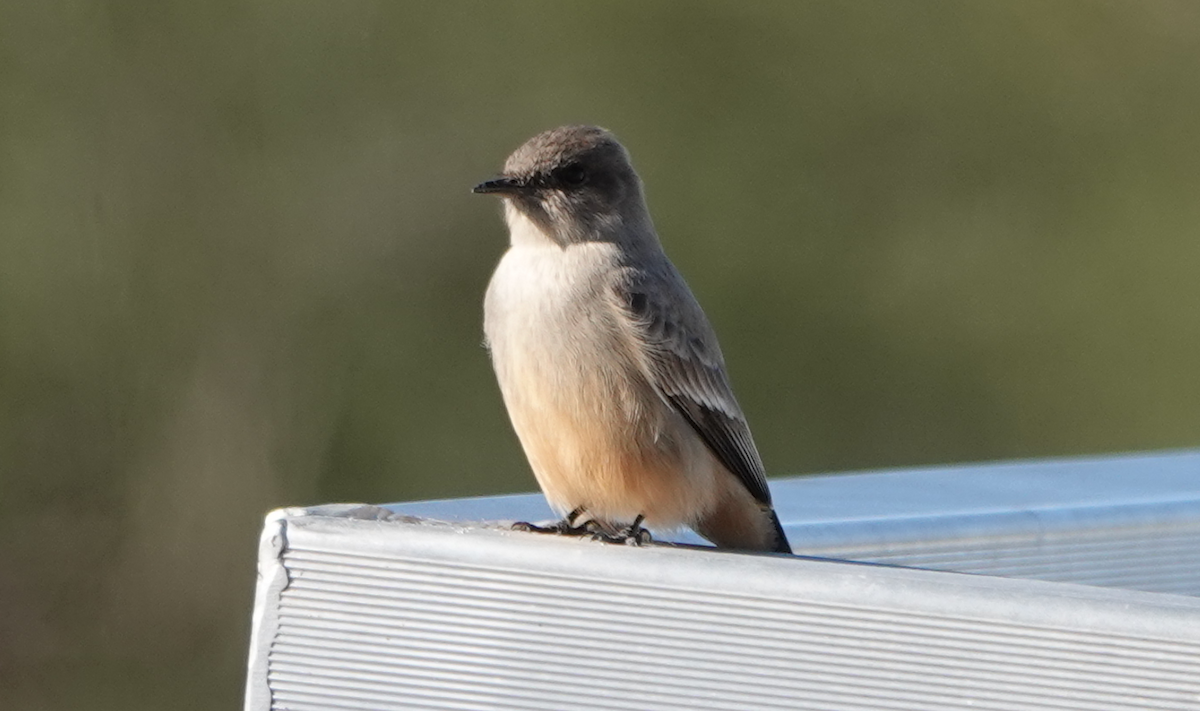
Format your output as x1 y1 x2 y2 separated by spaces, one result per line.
2 1 1199 708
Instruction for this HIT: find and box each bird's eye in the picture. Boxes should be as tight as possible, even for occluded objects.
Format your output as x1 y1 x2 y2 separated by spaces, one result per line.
558 164 588 188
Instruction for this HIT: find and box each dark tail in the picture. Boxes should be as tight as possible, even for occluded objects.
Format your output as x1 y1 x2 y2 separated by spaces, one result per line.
768 508 792 554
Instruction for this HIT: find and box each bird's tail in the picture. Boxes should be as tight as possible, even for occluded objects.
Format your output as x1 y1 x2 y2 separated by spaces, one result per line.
768 508 792 554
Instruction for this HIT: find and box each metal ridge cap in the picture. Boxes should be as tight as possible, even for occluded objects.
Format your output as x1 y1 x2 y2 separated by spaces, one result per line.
277 510 1200 643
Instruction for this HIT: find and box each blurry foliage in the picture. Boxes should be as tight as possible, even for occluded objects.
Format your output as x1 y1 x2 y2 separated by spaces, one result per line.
1 1 1198 708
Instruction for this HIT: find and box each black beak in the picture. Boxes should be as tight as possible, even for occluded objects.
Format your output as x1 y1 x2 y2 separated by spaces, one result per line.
472 176 526 195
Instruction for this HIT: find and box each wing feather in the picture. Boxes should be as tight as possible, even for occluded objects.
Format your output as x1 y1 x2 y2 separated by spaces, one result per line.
615 266 772 506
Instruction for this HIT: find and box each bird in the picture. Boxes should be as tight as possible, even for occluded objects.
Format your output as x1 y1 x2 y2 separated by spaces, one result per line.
473 125 790 554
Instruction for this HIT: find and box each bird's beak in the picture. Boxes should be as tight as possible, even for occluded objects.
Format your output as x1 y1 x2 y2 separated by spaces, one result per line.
472 176 526 195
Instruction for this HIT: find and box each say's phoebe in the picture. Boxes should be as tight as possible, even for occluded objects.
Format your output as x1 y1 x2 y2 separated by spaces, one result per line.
474 125 791 554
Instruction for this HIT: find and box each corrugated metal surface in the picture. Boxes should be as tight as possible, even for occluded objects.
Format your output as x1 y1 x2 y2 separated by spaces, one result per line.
781 451 1200 596
391 450 1200 596
802 517 1200 595
246 451 1200 710
252 513 1200 711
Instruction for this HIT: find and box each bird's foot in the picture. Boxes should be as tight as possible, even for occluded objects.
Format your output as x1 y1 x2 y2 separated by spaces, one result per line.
589 515 651 546
512 510 651 546
511 519 592 536
512 506 593 536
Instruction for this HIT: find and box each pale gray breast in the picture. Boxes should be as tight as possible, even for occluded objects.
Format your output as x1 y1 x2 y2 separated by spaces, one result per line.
484 241 636 400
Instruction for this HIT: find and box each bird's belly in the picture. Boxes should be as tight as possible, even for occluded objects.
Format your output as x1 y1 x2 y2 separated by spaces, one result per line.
485 257 719 527
503 351 718 528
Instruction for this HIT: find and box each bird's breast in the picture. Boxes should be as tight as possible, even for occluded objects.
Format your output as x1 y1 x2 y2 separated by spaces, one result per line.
483 242 722 527
484 242 632 401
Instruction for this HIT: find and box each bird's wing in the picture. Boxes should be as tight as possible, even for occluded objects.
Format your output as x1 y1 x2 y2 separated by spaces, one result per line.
614 265 772 506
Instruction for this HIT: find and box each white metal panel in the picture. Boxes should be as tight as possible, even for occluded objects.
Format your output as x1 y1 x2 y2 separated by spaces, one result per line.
391 449 1200 595
250 509 1200 711
246 450 1200 710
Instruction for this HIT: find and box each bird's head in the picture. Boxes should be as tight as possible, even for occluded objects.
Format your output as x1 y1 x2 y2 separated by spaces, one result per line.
473 125 650 245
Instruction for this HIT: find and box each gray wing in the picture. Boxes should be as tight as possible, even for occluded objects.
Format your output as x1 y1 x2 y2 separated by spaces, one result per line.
615 266 773 506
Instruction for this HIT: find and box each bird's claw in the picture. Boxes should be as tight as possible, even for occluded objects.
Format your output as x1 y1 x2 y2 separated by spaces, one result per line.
588 527 652 546
589 515 651 546
511 519 591 536
512 512 651 546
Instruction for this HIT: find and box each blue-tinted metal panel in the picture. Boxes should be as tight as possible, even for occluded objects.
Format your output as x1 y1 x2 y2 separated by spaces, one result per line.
390 449 1200 594
247 450 1200 710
